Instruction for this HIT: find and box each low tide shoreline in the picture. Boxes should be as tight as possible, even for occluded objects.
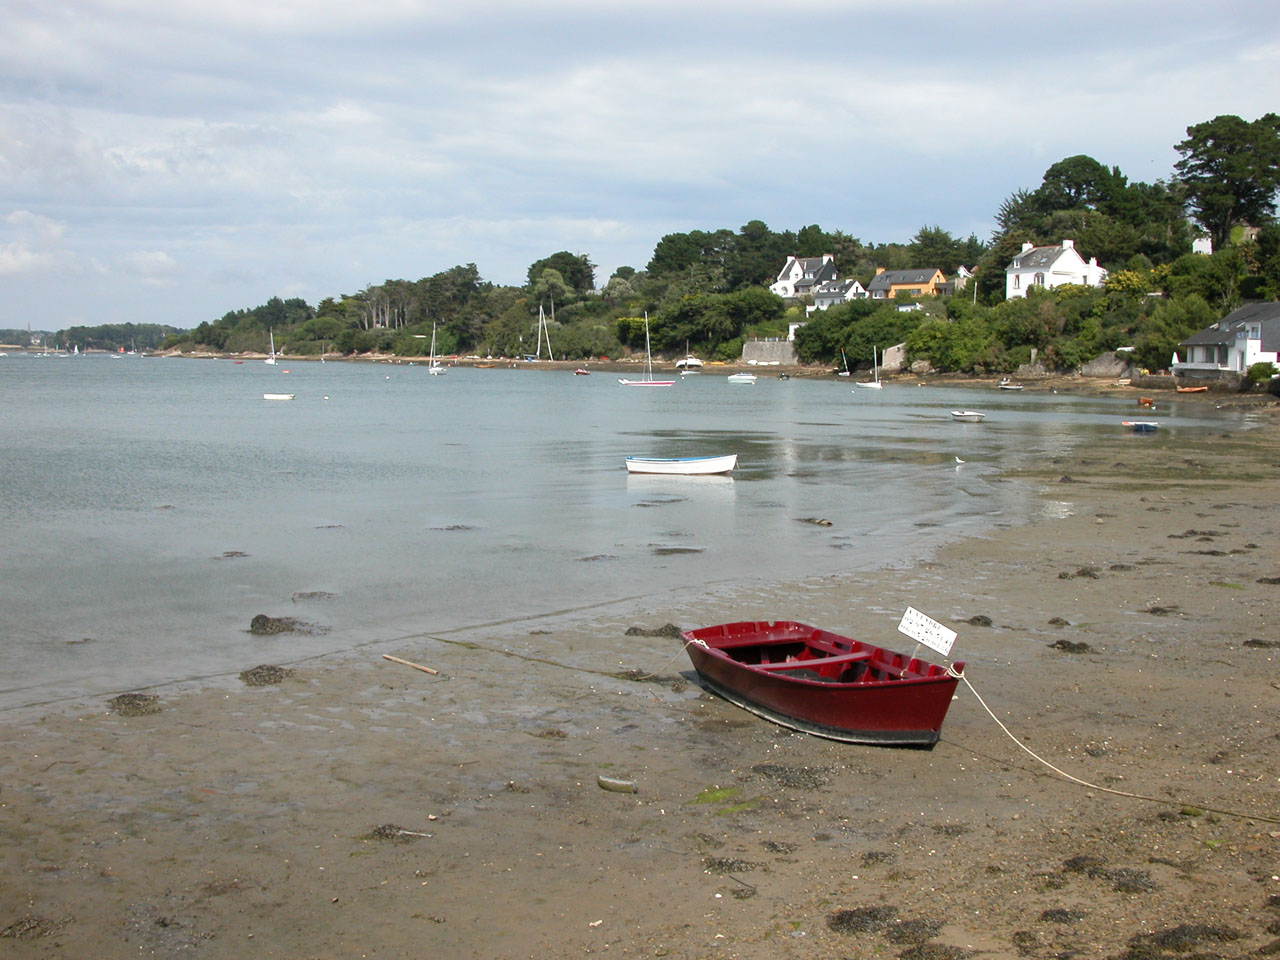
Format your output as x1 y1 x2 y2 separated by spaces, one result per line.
2 410 1278 959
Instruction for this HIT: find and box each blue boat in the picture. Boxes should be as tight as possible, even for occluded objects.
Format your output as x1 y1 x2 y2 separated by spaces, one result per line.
1122 420 1159 433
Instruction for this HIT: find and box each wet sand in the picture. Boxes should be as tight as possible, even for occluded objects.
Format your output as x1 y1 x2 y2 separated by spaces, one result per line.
2 400 1279 959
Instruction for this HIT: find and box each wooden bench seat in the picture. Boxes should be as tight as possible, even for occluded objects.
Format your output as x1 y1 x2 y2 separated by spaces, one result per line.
754 651 873 671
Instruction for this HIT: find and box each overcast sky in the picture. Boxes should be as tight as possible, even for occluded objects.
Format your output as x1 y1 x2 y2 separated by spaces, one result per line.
2 1 1278 331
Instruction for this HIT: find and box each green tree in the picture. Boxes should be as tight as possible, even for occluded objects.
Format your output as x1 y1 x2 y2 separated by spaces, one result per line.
532 268 571 320
527 252 596 294
909 225 963 274
795 223 828 257
1033 155 1122 212
1175 113 1280 251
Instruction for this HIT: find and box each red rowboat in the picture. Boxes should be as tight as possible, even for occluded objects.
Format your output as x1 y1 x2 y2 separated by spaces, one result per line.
681 620 964 747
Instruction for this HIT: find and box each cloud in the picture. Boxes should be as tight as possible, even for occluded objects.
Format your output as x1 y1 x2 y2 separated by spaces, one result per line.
118 249 179 287
2 1 1279 325
0 210 74 275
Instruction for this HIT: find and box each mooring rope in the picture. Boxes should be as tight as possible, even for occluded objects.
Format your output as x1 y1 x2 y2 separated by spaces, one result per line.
954 667 1280 825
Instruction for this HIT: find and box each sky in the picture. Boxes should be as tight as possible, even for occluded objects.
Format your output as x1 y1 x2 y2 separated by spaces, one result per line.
2 1 1278 332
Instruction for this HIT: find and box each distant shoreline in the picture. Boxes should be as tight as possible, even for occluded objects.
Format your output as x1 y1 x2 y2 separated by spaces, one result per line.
8 347 1272 404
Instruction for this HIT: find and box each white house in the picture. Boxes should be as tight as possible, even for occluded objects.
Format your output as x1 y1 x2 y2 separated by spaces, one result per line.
806 278 868 315
770 254 838 298
1005 239 1107 299
1173 302 1280 377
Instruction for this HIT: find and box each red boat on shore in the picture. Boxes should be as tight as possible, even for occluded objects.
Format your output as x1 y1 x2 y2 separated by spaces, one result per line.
681 620 964 747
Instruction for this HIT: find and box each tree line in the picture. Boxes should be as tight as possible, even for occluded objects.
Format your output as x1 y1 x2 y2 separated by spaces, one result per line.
122 113 1280 375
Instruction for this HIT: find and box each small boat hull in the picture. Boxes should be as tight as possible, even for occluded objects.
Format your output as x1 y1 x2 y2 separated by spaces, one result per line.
1123 420 1159 433
950 410 985 422
625 454 737 475
618 378 675 386
726 373 757 384
1176 385 1208 393
682 620 963 747
263 393 294 401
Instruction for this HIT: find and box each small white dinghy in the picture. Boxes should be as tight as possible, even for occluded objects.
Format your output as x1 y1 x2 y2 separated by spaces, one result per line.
263 393 295 401
625 454 737 476
950 410 985 422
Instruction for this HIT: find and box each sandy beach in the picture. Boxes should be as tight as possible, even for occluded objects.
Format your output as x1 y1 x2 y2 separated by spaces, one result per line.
2 393 1278 959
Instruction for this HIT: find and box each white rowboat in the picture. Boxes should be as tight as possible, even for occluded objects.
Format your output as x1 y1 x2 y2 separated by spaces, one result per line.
625 454 737 475
950 410 985 422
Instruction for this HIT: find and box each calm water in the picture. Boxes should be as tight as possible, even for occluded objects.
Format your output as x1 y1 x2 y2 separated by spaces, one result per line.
0 353 1238 713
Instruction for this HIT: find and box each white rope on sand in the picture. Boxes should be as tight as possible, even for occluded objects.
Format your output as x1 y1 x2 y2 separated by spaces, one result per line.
953 667 1279 825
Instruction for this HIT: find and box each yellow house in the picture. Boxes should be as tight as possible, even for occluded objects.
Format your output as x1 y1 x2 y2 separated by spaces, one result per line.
866 267 946 299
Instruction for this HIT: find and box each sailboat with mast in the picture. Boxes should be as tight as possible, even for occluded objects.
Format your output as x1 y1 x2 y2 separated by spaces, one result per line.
264 328 278 365
533 304 553 361
618 313 674 386
428 322 446 375
854 345 883 389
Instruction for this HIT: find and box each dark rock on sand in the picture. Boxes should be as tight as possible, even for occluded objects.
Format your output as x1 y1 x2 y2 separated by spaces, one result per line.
249 614 299 635
1124 923 1242 955
1048 639 1093 654
107 693 161 716
963 615 993 627
1058 566 1100 579
249 614 326 636
239 664 293 686
827 904 898 934
624 623 682 638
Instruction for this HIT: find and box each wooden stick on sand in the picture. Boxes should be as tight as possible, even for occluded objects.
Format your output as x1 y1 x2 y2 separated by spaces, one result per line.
381 654 439 675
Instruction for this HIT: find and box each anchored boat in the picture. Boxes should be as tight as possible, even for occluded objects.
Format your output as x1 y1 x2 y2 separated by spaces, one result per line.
681 619 963 747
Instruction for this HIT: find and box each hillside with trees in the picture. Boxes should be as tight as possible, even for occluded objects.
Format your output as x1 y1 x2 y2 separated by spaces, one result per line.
122 114 1280 376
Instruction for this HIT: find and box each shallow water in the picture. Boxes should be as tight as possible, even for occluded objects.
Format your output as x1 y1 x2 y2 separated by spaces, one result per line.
0 354 1238 713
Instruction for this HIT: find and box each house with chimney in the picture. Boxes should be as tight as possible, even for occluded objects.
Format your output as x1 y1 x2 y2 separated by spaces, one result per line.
770 255 838 299
1172 302 1280 378
866 268 947 300
1005 239 1107 299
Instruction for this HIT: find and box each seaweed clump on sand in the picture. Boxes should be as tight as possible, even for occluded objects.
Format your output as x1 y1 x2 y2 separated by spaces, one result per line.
239 664 292 686
249 614 301 635
827 905 898 934
1048 639 1094 654
364 824 431 843
248 614 326 636
1120 923 1242 958
107 693 161 716
624 623 682 638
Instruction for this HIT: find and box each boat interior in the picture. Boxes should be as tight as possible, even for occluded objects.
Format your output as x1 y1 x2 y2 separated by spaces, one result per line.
708 633 932 683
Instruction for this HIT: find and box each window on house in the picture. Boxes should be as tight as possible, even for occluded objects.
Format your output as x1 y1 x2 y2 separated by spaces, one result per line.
1033 273 1045 287
1013 275 1020 289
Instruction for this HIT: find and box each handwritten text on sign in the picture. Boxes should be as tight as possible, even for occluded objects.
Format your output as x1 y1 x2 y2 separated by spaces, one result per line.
897 607 957 657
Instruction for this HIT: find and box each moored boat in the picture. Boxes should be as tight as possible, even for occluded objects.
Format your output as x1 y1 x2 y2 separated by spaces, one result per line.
1176 385 1208 393
619 313 674 386
726 372 757 384
950 410 985 422
625 454 737 475
997 378 1023 390
681 620 963 746
1122 420 1159 433
263 393 295 401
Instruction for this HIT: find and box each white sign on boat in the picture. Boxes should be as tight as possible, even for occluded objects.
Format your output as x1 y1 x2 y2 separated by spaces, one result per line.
897 606 957 657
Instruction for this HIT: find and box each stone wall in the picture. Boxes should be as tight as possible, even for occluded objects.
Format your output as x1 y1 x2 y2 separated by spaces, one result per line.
741 340 798 365
1079 351 1138 379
